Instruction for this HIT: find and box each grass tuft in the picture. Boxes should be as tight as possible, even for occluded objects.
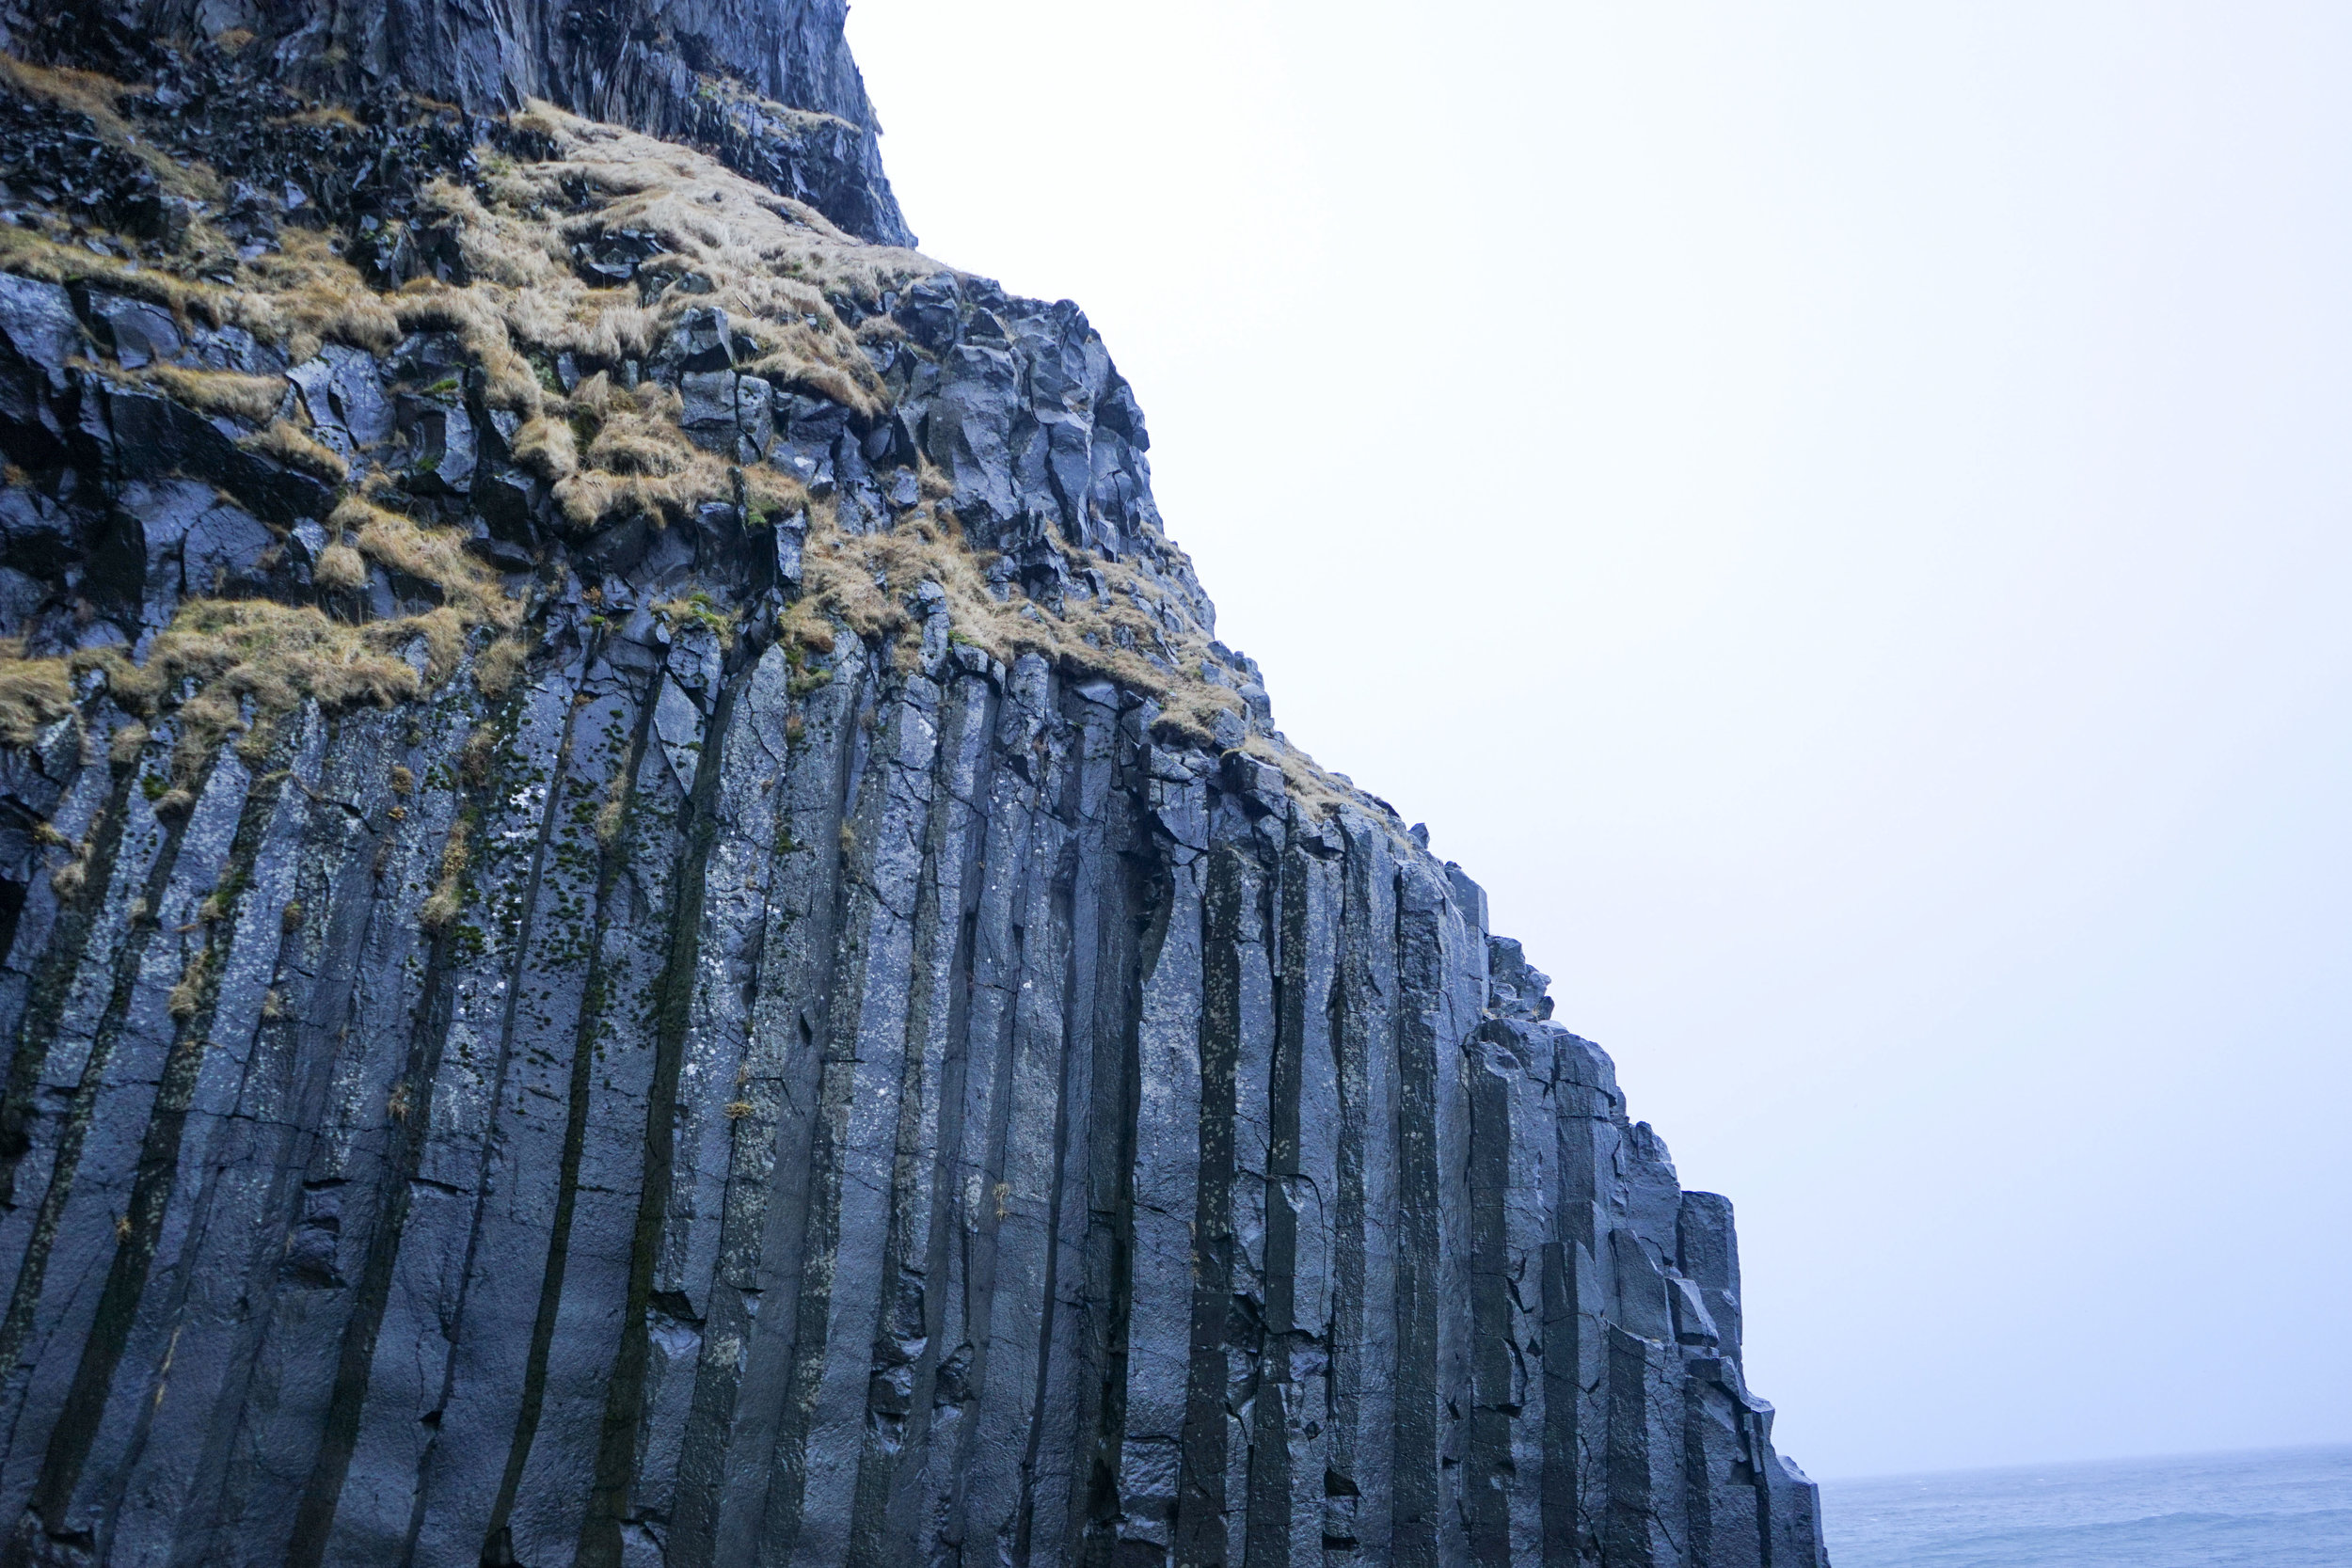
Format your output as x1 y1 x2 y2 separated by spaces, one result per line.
419 816 471 930
0 641 75 746
241 418 349 482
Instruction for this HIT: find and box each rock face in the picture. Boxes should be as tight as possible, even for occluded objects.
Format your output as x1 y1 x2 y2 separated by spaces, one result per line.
0 0 913 246
0 8 1829 1568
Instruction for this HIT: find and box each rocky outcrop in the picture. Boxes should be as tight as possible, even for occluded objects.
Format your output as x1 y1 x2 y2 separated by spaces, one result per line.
0 0 912 246
0 9 1829 1568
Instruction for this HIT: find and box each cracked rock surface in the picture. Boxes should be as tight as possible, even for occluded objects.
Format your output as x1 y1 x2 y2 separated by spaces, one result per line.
0 5 1829 1565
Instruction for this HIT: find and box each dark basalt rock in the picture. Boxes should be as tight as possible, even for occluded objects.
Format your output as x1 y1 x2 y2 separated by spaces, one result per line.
0 8 1830 1568
0 0 913 247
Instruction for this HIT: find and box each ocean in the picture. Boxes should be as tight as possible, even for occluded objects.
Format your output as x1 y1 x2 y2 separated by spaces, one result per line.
1820 1443 2352 1567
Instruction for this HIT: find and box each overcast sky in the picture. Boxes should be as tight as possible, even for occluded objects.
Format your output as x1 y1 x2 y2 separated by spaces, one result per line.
845 1 2352 1480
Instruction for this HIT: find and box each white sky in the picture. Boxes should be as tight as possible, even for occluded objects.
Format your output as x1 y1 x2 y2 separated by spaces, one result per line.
844 0 2352 1479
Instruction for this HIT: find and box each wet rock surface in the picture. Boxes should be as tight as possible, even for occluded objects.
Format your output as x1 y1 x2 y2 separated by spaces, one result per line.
0 8 1828 1568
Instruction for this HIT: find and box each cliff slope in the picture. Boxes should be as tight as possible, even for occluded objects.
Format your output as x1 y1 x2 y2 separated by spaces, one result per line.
0 8 1829 1566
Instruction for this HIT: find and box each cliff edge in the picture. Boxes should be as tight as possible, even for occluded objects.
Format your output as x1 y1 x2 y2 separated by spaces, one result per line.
0 6 1828 1565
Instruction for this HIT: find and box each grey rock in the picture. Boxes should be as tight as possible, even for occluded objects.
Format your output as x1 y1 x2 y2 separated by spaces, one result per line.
83 291 181 370
673 307 735 374
678 370 740 449
393 393 476 494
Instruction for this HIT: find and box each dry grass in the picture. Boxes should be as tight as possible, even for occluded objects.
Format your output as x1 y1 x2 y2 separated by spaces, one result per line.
137 364 286 423
419 816 470 930
241 418 349 482
167 947 210 1019
461 104 921 396
273 104 363 131
108 721 148 765
0 87 881 539
594 768 628 844
224 230 401 365
0 214 391 375
0 643 75 745
313 543 367 593
473 635 531 697
72 600 470 805
510 416 578 482
334 498 523 628
527 372 804 531
0 54 219 201
46 814 97 900
0 225 218 323
458 724 498 786
787 504 1243 746
780 506 1368 815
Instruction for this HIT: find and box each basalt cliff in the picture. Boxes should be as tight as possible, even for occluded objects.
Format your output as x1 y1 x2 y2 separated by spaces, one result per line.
0 5 1829 1565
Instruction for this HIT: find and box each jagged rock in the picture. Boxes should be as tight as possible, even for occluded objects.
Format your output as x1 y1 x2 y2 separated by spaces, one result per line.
0 8 1829 1568
0 0 913 246
391 392 475 495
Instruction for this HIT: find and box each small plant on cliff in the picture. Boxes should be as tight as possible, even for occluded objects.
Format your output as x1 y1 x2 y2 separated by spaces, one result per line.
419 816 473 931
0 642 74 747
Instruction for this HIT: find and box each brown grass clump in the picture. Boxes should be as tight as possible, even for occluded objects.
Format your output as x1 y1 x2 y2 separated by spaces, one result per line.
544 378 804 532
418 816 470 930
0 55 218 201
0 643 75 746
0 55 131 135
108 721 148 766
138 364 286 423
241 418 349 482
473 634 531 697
390 273 542 413
593 767 628 845
776 598 835 657
313 543 367 593
223 230 401 365
510 416 578 483
458 723 498 786
72 600 464 803
0 226 215 321
46 814 98 901
787 505 1243 745
167 946 210 1019
413 106 914 412
333 498 523 629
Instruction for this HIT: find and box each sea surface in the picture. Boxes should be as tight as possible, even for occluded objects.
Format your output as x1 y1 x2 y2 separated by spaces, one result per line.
1820 1443 2352 1567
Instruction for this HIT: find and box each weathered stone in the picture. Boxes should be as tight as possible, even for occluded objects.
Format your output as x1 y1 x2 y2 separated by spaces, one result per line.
81 291 180 370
